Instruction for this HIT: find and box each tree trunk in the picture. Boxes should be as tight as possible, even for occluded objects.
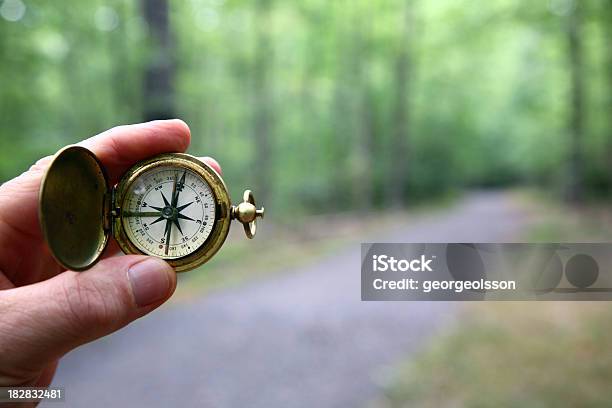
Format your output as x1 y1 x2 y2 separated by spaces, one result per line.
351 24 374 211
565 3 585 203
603 2 612 193
141 0 175 121
111 1 139 123
389 2 413 207
252 0 274 204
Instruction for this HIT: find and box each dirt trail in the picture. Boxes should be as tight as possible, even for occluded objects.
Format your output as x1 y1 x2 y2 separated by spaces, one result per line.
50 191 531 408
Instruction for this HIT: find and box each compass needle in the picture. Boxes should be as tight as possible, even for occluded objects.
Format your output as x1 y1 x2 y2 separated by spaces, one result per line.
164 173 178 255
171 172 179 208
150 216 165 225
176 201 193 212
161 192 170 207
164 218 172 255
122 211 162 217
173 219 184 235
177 213 195 222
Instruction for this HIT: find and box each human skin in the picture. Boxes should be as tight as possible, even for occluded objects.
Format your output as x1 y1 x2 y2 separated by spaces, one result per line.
0 120 221 405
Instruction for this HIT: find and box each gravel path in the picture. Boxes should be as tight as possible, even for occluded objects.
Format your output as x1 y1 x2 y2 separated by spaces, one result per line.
49 191 531 408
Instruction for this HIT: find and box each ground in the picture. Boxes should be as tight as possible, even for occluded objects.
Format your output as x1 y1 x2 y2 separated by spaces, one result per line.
49 191 533 408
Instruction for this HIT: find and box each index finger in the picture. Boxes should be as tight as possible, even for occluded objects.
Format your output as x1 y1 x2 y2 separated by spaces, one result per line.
79 119 191 183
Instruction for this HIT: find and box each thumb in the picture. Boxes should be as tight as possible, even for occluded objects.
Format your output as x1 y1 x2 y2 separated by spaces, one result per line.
0 255 175 380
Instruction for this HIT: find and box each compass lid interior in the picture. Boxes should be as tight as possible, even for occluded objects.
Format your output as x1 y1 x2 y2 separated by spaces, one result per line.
39 145 110 271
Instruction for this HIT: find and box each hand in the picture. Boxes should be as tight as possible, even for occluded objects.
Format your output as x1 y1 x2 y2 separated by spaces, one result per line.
0 120 222 394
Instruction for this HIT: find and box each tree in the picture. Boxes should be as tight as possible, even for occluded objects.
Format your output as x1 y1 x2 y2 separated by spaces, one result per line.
351 10 375 211
604 0 612 189
389 1 414 207
141 0 175 121
565 1 585 203
252 0 274 204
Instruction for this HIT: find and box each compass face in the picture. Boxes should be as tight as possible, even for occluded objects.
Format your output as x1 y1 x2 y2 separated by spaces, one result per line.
121 165 216 259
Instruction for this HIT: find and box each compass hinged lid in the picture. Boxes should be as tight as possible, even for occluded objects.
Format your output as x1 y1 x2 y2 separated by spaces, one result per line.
39 145 110 271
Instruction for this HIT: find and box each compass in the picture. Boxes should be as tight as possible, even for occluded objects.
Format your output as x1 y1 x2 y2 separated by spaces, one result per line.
39 146 264 272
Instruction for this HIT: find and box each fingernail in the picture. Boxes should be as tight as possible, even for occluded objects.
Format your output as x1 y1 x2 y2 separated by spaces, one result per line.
127 258 173 307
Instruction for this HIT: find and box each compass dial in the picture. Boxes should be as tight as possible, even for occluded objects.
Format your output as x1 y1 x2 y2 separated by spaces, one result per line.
121 166 216 259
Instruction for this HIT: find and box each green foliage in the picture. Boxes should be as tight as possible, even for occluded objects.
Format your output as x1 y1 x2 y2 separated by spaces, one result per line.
0 0 611 213
379 303 612 408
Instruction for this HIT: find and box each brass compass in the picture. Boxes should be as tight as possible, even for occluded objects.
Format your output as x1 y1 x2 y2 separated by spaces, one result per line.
39 146 264 272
